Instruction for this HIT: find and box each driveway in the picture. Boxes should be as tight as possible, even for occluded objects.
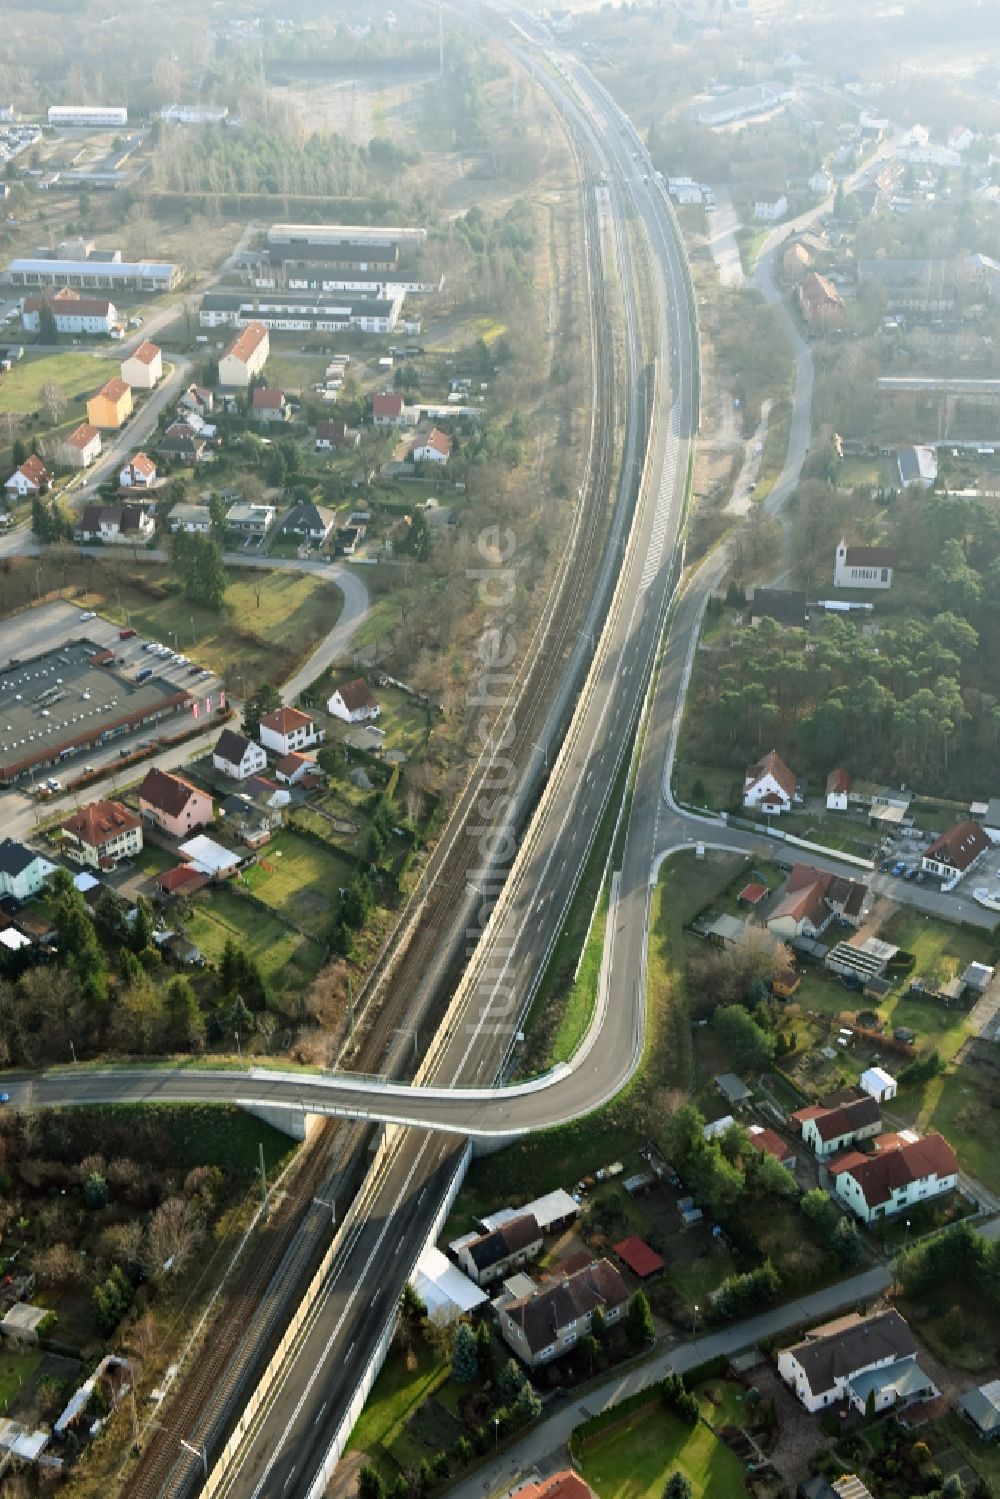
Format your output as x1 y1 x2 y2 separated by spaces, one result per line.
704 186 744 288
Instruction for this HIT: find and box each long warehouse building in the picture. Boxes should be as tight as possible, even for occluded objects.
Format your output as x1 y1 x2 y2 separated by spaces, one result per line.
199 290 401 334
6 258 180 292
47 106 128 127
266 222 427 248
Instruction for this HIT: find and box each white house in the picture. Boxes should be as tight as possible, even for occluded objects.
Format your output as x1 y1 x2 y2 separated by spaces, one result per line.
834 538 894 590
167 503 212 533
412 427 452 465
743 748 797 815
860 1066 897 1104
4 454 50 498
258 706 324 757
949 125 975 153
791 1096 882 1158
921 820 990 882
119 452 157 489
455 1214 543 1288
778 1311 935 1414
121 340 163 390
60 800 143 870
327 678 381 724
809 170 832 195
57 422 102 470
74 503 154 546
826 768 852 811
213 728 267 782
22 292 116 335
831 1133 959 1223
754 192 788 221
218 321 269 388
0 838 56 901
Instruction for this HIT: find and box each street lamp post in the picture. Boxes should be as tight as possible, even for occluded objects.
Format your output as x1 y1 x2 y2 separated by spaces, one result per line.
235 1031 242 1064
494 1416 499 1453
693 1303 699 1339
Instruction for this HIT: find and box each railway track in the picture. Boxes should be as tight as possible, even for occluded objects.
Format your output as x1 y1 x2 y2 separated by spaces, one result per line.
120 111 635 1499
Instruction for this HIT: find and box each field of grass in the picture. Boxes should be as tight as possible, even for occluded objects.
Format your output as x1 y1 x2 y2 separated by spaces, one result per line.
183 887 326 996
73 1104 295 1179
579 1389 749 1499
0 350 108 415
237 828 353 939
345 1340 449 1469
0 1348 42 1415
93 566 343 686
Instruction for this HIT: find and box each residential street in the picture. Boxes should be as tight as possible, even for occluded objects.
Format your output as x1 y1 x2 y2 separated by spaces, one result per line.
444 1216 1000 1499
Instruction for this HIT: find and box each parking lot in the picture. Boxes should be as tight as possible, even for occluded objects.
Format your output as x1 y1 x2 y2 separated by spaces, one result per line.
0 599 223 804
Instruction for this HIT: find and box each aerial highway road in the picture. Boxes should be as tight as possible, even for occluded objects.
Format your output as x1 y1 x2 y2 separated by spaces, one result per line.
199 24 698 1497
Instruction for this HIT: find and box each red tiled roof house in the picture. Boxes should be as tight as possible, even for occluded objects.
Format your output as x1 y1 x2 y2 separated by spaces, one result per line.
743 748 798 815
138 767 214 839
258 706 324 757
830 1133 959 1223
61 799 143 870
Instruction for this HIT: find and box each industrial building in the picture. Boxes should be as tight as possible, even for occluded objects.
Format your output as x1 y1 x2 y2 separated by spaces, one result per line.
199 290 401 335
6 256 180 292
47 106 128 127
0 641 190 785
266 223 426 248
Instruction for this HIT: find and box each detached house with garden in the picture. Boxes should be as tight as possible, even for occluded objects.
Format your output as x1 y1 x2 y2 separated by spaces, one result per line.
743 748 798 815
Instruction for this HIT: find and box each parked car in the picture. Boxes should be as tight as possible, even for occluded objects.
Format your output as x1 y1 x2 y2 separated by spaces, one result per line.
79 610 96 622
119 627 136 640
891 861 907 876
904 867 918 881
46 777 62 791
0 1093 9 1105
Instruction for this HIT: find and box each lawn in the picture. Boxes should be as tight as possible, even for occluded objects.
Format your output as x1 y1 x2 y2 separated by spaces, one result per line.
92 567 343 686
918 1068 999 1192
71 1104 296 1179
0 1348 42 1415
0 350 108 415
345 1340 449 1468
182 886 326 996
751 395 791 504
579 1389 749 1499
939 1414 1000 1488
236 828 353 938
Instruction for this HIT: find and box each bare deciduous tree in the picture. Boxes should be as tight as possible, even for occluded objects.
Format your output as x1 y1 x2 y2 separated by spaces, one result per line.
33 1242 85 1287
39 381 66 426
143 1195 204 1277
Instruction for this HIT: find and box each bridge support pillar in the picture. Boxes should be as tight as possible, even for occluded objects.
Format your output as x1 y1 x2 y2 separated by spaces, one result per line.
470 1132 526 1157
240 1104 323 1141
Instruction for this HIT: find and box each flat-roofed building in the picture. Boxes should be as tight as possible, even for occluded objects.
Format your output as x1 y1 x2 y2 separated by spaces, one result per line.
0 643 189 785
47 106 127 127
266 223 426 248
8 258 178 292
